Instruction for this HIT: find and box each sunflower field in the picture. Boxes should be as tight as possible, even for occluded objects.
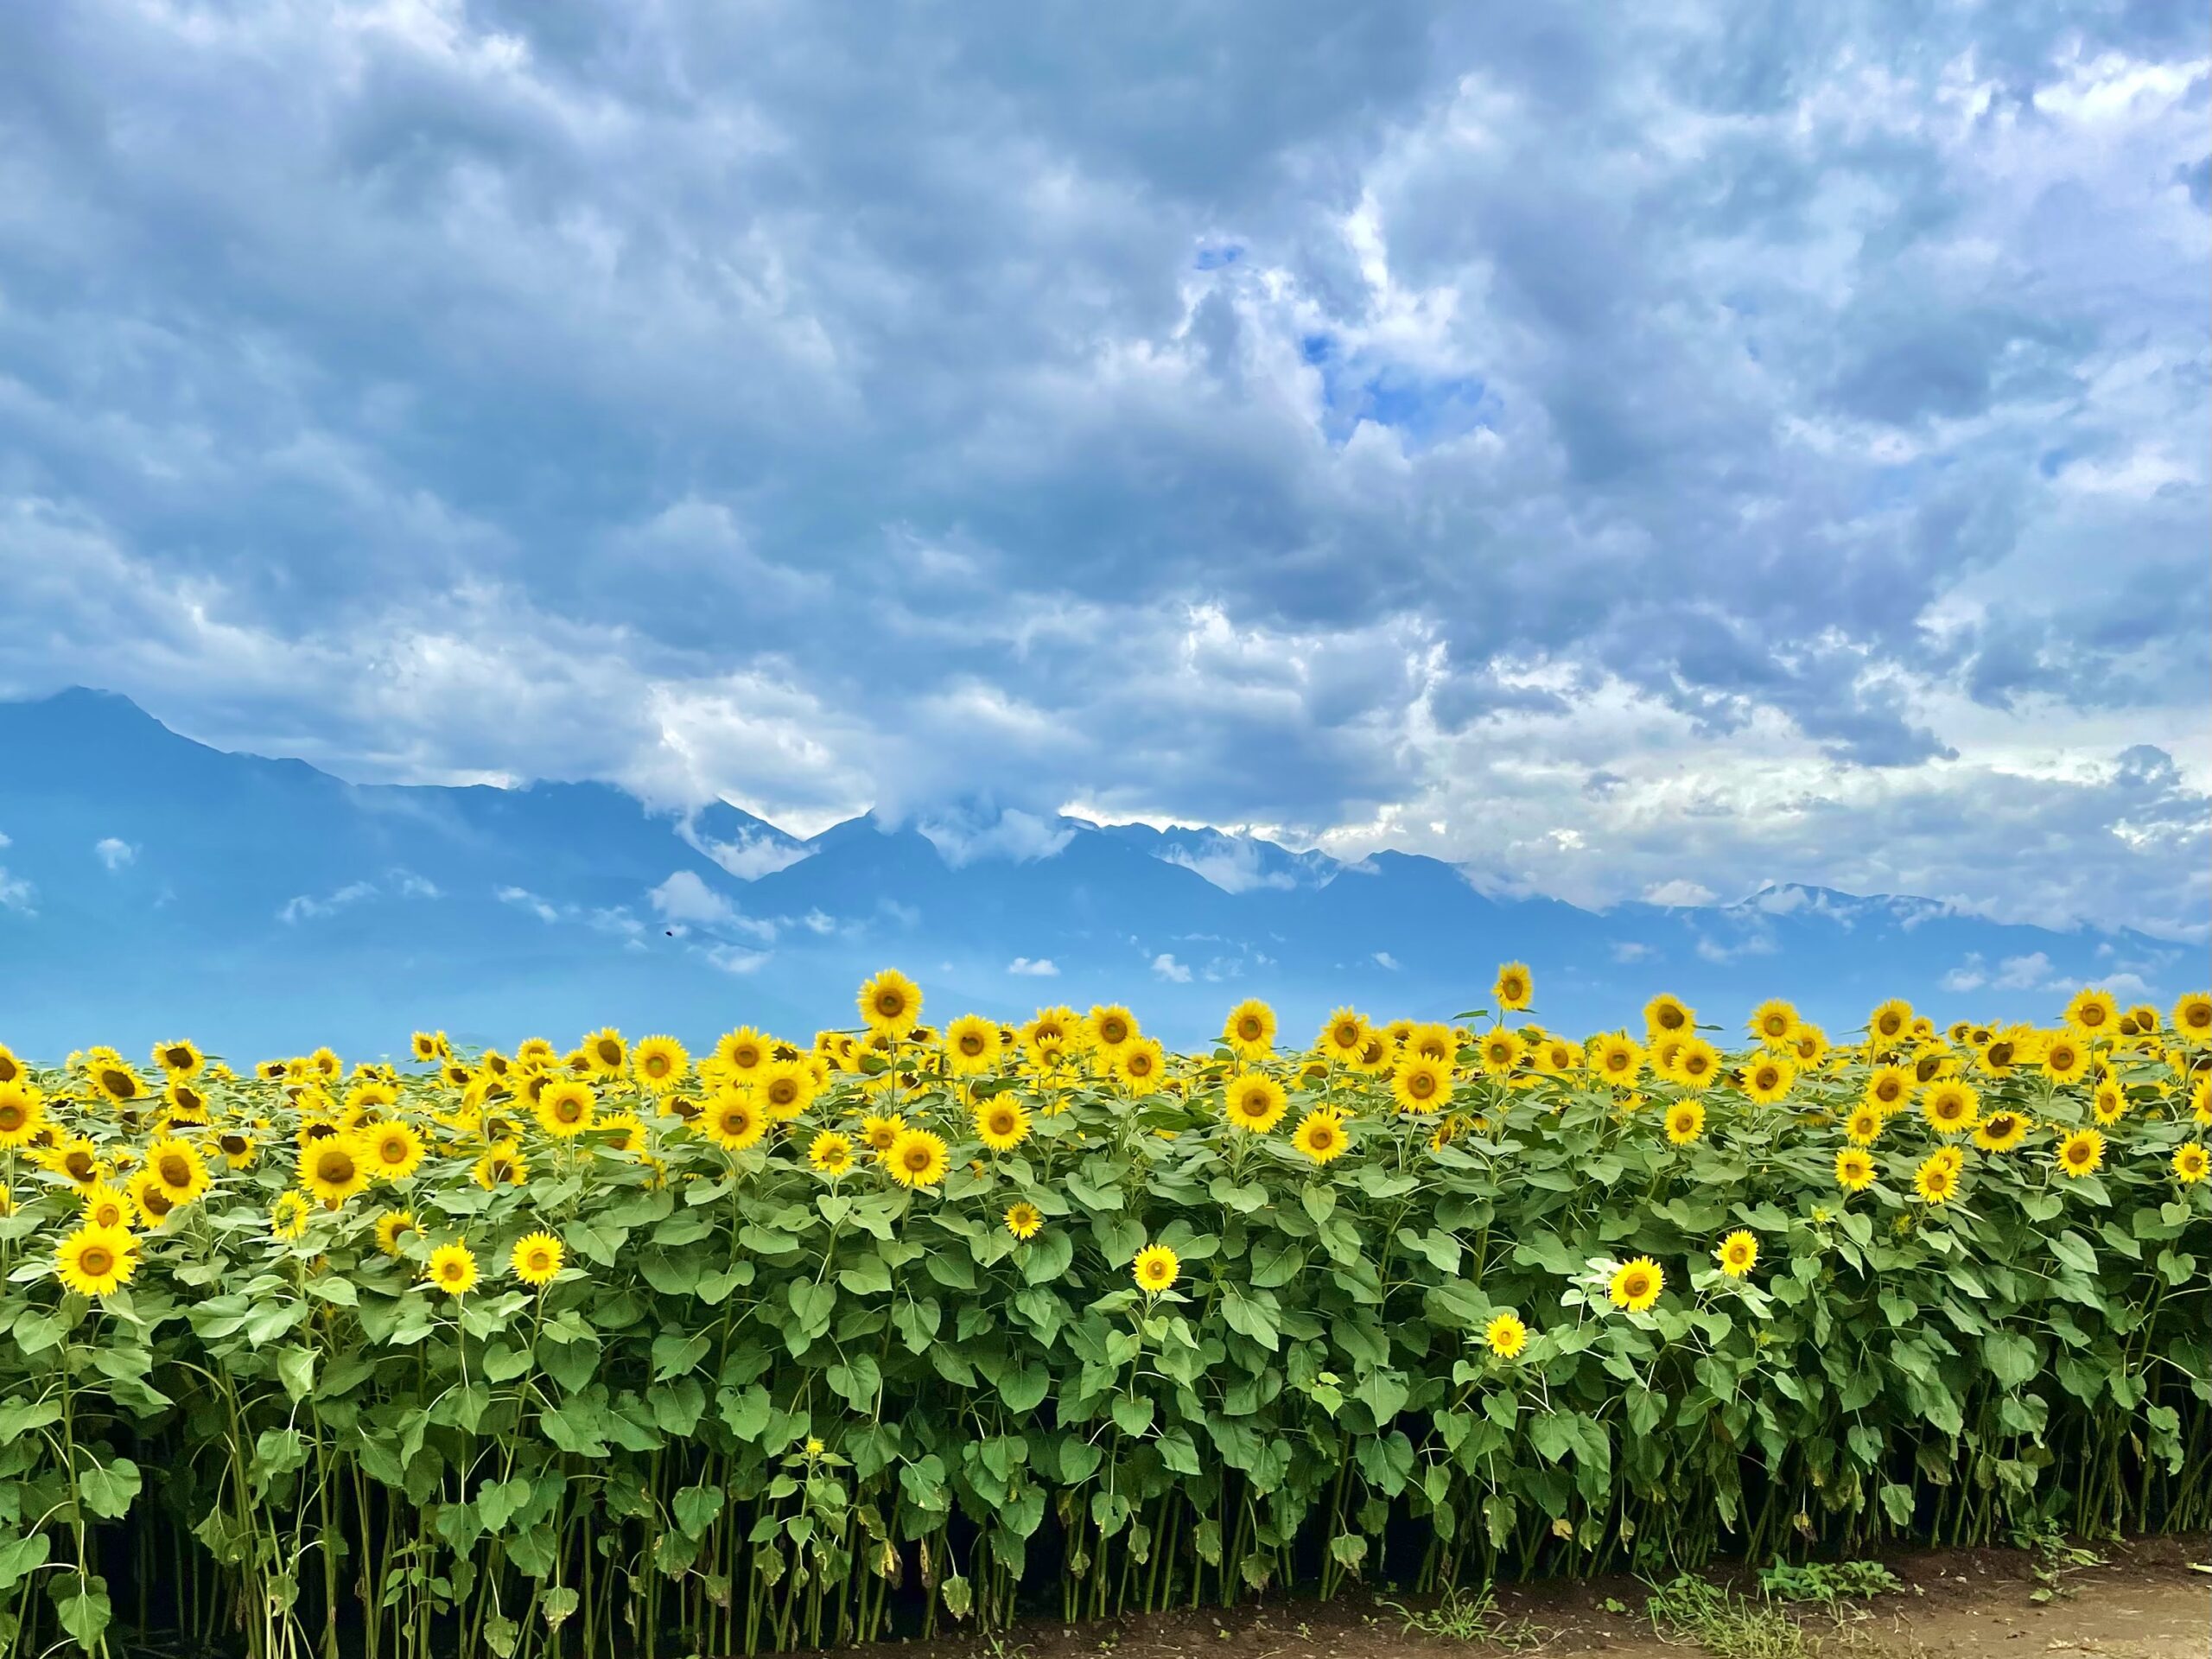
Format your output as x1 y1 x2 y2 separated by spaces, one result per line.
2 973 2209 1659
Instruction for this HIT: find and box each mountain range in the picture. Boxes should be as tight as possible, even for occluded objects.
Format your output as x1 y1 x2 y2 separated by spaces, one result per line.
0 688 2190 1064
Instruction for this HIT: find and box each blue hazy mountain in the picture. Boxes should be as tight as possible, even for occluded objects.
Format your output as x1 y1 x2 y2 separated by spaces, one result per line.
0 688 2190 1063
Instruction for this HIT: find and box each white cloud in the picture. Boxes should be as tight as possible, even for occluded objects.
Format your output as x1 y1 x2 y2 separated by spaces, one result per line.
495 886 563 924
1160 836 1297 893
1993 951 2056 990
917 807 1073 868
648 870 737 927
1611 941 1654 963
0 868 34 913
1644 880 1718 908
1007 956 1059 977
393 871 441 898
802 909 836 934
94 837 137 871
705 944 772 975
1372 950 1401 970
278 880 378 923
1150 952 1192 983
683 817 813 881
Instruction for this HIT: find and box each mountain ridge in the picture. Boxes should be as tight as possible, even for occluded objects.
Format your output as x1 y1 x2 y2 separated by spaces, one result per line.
0 688 2189 1058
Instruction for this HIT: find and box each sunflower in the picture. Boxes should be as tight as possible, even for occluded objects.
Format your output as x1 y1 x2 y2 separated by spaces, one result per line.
2090 1079 2127 1126
1088 1004 1139 1054
1004 1200 1044 1241
42 1135 105 1190
2055 1128 2105 1179
758 1061 817 1121
1867 999 1915 1047
859 969 923 1034
345 1079 399 1117
127 1168 177 1228
152 1039 205 1077
1971 1109 2031 1153
2171 991 2212 1045
1115 1038 1166 1096
2041 1034 2090 1084
91 1061 147 1105
162 1079 211 1124
1746 1000 1799 1046
1493 962 1534 1012
374 1209 418 1256
2175 1142 2209 1185
1318 1007 1370 1065
270 1192 311 1241
1390 1053 1452 1115
1292 1105 1350 1166
1671 1039 1720 1090
2062 988 2119 1037
534 1079 597 1140
1919 1080 1979 1135
1131 1243 1179 1294
1743 1058 1795 1104
1589 1033 1643 1087
0 1043 21 1085
410 1032 448 1064
1790 1025 1828 1067
1223 999 1277 1059
601 1109 646 1155
859 1114 906 1154
580 1027 626 1077
354 1120 423 1183
1608 1257 1662 1313
425 1242 479 1297
300 1135 370 1207
1834 1147 1876 1192
1483 1310 1529 1357
1913 1152 1959 1205
943 1014 1002 1077
809 1132 855 1176
973 1096 1032 1153
702 1092 767 1154
1476 1029 1524 1077
1224 1072 1288 1134
887 1128 949 1189
55 1223 140 1299
1643 995 1694 1041
146 1136 212 1205
632 1035 689 1092
1714 1230 1758 1279
714 1027 772 1081
0 1082 45 1149
510 1230 565 1287
1664 1100 1706 1145
472 1142 530 1189
515 1037 557 1067
1845 1104 1884 1146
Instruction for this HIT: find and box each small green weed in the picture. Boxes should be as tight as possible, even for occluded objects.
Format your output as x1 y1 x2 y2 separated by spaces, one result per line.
1758 1561 1903 1606
1384 1585 1547 1649
1645 1574 1814 1659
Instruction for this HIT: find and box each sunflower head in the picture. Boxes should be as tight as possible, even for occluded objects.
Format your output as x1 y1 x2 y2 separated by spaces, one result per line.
809 1132 855 1176
858 970 923 1034
2056 1128 2106 1179
1834 1147 1876 1192
887 1128 948 1189
974 1097 1032 1153
510 1230 565 1288
1224 1073 1287 1134
1483 1310 1529 1358
1608 1257 1663 1313
1292 1105 1349 1166
425 1242 480 1297
1715 1230 1758 1279
1492 963 1533 1012
270 1192 312 1242
1223 999 1276 1058
1131 1243 1179 1294
1664 1101 1706 1145
1004 1201 1044 1241
55 1222 140 1299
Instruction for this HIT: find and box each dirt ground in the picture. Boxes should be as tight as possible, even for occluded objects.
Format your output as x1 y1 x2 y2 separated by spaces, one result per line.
836 1535 2209 1659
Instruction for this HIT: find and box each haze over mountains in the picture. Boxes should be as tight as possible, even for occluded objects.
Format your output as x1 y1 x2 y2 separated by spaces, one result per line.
0 689 2193 1063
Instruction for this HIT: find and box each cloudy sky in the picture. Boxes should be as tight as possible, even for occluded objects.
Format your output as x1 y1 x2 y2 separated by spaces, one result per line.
3 1 2206 940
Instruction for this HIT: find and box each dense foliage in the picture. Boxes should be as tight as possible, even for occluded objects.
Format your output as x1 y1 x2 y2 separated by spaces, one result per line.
1 974 2208 1659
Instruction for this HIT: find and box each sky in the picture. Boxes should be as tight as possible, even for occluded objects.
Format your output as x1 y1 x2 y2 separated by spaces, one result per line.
2 0 2207 943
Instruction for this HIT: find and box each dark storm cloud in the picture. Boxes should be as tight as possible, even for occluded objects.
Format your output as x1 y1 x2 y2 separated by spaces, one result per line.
0 0 2202 931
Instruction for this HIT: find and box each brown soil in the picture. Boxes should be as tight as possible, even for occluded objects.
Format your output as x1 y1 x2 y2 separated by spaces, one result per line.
827 1536 2209 1659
